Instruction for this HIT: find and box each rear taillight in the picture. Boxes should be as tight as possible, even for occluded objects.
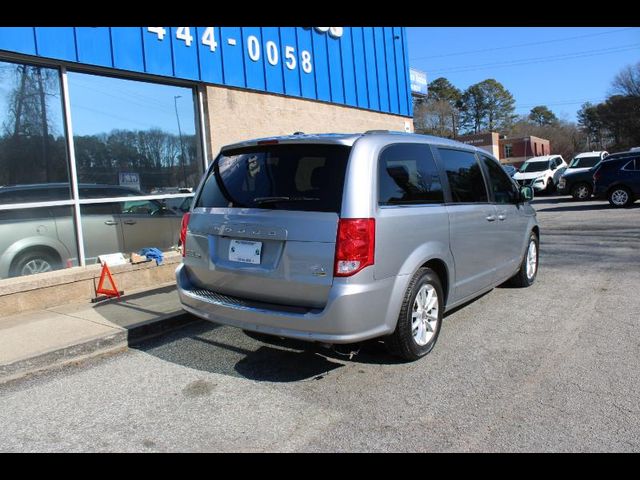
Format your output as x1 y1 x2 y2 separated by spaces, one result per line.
180 212 191 257
334 218 375 277
593 169 601 182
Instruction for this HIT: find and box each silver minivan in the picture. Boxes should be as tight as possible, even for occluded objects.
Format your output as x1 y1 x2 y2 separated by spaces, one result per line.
176 132 539 361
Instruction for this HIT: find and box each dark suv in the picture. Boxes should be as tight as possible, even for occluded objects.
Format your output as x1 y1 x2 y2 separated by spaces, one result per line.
593 153 640 207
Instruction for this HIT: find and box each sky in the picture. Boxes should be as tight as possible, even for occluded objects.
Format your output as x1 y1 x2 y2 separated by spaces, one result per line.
67 72 197 137
406 27 640 123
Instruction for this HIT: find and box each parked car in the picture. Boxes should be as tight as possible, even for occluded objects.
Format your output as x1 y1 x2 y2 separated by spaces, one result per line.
502 164 517 177
0 184 184 278
593 153 640 207
566 151 608 174
557 167 599 200
512 155 567 193
177 131 539 361
558 150 630 200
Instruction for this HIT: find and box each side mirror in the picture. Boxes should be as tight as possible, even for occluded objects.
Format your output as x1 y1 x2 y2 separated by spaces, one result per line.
520 186 534 202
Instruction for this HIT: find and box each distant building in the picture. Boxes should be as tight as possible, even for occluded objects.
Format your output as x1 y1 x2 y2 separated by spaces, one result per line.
457 132 551 167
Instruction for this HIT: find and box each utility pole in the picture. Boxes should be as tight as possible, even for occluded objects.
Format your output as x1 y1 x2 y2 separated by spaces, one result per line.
174 95 187 188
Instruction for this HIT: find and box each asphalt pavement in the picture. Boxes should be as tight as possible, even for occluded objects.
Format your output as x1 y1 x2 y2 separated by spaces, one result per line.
0 194 638 452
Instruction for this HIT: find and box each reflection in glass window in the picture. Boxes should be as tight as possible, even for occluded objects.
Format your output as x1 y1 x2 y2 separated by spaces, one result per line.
80 201 182 265
0 206 78 279
480 155 518 204
438 148 489 203
0 60 70 202
378 144 444 205
67 72 202 198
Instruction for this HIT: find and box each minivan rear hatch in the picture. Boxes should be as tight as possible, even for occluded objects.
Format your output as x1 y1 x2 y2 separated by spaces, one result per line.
184 143 351 309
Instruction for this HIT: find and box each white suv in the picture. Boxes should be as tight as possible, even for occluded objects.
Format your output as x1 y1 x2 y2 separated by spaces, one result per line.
513 155 567 192
565 151 608 174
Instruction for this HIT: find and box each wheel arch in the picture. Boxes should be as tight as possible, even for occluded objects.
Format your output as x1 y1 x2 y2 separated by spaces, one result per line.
419 258 450 309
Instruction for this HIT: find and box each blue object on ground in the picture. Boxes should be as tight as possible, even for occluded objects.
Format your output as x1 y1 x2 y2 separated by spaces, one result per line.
139 247 164 266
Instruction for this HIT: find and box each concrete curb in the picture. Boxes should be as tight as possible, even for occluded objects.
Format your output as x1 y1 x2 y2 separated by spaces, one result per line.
0 311 198 385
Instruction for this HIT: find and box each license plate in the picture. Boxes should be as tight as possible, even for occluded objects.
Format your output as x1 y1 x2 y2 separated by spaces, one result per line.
229 239 262 264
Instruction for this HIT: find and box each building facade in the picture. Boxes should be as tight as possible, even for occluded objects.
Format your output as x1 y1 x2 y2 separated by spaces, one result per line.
457 132 550 167
0 27 413 281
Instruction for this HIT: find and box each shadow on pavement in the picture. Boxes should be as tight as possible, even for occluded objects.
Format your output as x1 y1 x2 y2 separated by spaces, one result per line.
130 288 494 381
130 319 406 382
536 203 639 212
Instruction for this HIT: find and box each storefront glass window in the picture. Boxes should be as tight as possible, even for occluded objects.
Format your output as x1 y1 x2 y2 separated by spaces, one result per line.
67 72 201 198
0 60 71 202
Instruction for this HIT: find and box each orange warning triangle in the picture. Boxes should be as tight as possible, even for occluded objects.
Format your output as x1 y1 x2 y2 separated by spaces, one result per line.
96 262 121 298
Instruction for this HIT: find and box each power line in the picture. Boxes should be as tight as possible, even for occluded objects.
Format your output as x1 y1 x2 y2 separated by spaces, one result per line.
514 99 604 110
429 43 640 75
409 27 637 61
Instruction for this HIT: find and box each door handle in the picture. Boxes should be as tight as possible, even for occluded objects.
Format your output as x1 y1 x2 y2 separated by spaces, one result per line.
104 220 119 225
486 215 496 222
498 214 506 221
123 220 137 225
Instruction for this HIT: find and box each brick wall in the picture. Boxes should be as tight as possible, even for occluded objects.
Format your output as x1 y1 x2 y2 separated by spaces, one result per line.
205 85 414 155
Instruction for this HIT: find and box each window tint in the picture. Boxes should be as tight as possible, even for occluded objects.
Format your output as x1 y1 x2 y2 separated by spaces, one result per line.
438 148 488 203
378 144 443 205
480 156 518 204
196 144 351 213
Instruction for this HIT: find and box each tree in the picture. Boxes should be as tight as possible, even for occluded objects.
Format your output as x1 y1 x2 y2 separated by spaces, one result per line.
595 95 640 150
479 79 516 132
528 106 558 126
427 77 462 138
610 62 640 97
460 79 516 134
577 102 603 149
460 83 487 134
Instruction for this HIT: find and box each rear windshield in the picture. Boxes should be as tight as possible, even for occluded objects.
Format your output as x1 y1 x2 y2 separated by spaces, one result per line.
569 156 600 169
196 144 351 213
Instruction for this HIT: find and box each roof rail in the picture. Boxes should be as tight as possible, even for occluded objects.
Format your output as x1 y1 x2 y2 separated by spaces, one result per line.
363 129 391 135
292 131 305 135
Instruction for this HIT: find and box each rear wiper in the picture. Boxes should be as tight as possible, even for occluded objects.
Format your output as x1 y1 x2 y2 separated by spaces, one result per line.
253 196 320 204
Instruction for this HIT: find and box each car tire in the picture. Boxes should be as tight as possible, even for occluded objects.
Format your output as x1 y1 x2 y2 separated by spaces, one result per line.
507 232 539 288
384 267 444 362
608 186 634 208
9 249 61 277
571 182 592 200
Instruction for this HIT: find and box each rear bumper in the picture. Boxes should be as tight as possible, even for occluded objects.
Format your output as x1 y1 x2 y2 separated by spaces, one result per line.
175 263 398 344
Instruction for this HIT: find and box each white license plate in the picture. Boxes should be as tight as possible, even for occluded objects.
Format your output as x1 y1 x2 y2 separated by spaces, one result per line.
229 239 262 264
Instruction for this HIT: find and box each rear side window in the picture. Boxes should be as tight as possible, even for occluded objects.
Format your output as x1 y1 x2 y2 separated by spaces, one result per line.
623 158 640 171
196 144 351 213
378 144 444 205
438 148 489 203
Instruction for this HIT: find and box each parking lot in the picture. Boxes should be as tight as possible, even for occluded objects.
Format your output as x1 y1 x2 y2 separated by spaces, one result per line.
0 194 639 452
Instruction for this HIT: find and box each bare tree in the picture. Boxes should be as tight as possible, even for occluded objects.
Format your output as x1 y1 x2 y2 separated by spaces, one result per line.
610 62 640 97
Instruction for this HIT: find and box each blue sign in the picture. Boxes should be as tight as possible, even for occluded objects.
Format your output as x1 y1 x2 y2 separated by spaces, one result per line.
410 68 428 96
0 27 413 117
